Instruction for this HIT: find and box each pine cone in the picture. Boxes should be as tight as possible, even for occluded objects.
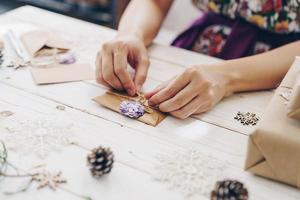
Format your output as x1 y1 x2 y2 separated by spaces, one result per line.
87 146 114 178
211 180 248 200
0 50 4 66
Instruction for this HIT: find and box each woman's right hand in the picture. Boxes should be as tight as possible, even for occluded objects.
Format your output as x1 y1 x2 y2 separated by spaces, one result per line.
95 34 150 96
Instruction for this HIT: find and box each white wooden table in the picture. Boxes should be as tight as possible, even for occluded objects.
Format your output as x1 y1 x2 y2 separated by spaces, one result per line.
0 6 298 200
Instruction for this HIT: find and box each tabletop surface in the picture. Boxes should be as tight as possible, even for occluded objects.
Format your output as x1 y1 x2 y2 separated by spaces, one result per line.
0 6 298 200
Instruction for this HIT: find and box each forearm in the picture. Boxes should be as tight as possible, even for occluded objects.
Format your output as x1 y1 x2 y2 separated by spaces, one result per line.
210 41 300 94
118 0 173 46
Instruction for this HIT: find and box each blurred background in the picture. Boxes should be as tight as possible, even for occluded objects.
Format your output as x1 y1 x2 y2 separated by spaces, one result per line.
0 0 199 45
1 0 130 28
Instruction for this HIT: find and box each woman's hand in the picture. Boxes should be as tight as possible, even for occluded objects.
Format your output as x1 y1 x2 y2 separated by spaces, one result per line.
95 34 150 96
145 66 231 119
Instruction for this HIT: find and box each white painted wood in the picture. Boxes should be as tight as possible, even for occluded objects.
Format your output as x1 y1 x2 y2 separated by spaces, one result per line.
1 80 299 200
0 6 295 200
0 6 274 134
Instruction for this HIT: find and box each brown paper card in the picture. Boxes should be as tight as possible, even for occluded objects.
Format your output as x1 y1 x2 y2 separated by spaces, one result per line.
245 57 300 188
287 73 300 120
21 30 71 58
92 91 167 126
30 64 94 85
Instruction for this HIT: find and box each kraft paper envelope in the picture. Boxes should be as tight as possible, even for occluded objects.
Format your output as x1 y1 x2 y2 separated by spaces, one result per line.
30 64 94 85
287 73 300 120
245 57 300 187
92 91 166 126
21 30 71 58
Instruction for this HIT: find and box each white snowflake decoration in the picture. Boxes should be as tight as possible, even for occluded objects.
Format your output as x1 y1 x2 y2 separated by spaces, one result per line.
154 148 228 198
1 116 74 159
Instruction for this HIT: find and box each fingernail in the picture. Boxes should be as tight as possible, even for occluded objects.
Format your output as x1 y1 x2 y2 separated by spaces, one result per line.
148 100 154 106
136 84 142 91
144 93 150 99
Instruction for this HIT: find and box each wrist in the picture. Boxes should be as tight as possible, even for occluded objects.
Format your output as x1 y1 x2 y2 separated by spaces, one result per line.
116 31 146 45
202 63 238 96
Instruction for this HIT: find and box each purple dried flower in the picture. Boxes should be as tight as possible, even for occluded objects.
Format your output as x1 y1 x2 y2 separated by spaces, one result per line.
58 52 76 64
120 100 145 118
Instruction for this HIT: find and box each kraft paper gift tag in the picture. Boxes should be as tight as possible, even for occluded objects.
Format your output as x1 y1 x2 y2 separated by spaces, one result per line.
30 64 94 85
21 30 71 58
287 73 300 120
245 57 300 188
92 91 167 126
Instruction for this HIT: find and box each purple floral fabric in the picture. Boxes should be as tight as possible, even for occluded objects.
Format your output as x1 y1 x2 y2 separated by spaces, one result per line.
192 25 231 56
172 12 300 59
193 0 300 33
191 24 271 56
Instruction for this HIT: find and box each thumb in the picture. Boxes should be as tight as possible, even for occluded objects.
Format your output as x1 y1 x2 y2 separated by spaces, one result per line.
134 55 150 91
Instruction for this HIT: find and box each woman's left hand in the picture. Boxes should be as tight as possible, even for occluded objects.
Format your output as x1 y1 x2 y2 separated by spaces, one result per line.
145 66 230 119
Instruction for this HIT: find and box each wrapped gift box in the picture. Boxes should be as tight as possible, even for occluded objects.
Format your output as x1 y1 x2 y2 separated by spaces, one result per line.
287 72 300 120
245 57 300 187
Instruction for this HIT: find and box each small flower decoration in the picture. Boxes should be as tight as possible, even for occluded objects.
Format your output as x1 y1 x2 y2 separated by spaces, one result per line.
119 100 145 118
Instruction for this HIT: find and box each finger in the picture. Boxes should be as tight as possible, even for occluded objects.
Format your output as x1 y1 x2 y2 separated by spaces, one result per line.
113 47 135 96
159 82 199 112
145 76 176 99
148 74 190 106
95 51 110 87
101 47 123 90
144 82 167 99
134 54 150 91
194 91 215 114
170 96 207 119
194 101 213 114
95 51 102 82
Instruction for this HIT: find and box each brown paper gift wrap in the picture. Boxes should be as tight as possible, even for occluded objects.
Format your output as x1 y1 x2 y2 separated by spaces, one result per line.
92 91 167 126
245 57 300 187
287 73 300 120
30 64 94 85
21 30 71 58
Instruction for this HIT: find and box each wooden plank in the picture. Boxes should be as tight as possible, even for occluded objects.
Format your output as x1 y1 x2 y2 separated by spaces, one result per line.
0 56 272 136
149 44 223 67
0 84 183 200
0 6 274 135
1 83 300 200
0 6 298 200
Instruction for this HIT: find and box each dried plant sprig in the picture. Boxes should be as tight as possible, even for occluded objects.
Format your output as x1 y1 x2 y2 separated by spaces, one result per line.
0 141 93 200
0 141 8 170
3 179 33 195
0 140 20 175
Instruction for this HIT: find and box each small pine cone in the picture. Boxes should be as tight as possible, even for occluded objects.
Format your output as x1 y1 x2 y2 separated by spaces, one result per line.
0 39 4 50
211 180 248 200
87 146 114 178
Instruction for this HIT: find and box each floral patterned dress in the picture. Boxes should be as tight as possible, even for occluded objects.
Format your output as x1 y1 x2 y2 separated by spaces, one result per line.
172 0 300 59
